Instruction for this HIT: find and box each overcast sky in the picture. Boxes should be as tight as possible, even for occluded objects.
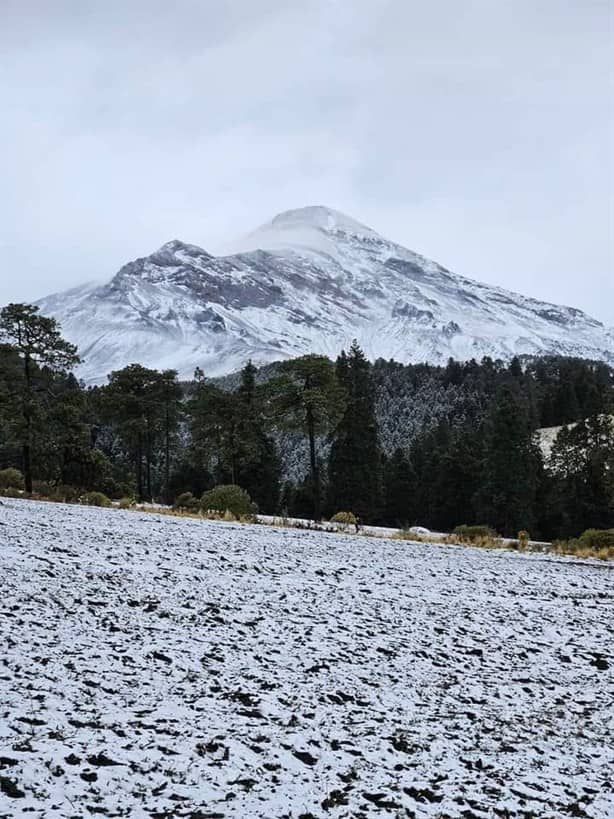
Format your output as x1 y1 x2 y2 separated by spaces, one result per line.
1 0 613 323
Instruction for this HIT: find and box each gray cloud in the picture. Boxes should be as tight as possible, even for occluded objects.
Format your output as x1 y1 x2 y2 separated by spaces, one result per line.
1 0 612 323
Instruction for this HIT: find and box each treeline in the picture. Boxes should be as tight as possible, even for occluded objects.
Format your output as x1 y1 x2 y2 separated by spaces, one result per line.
371 354 612 452
0 302 613 540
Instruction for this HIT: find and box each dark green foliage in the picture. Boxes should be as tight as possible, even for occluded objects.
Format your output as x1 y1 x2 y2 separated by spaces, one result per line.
371 356 611 538
405 421 484 532
527 357 612 426
330 511 357 524
51 484 81 503
80 491 112 507
278 478 317 520
167 460 213 502
267 355 344 520
235 431 280 513
578 528 614 549
100 364 182 502
233 362 281 512
0 303 80 492
328 342 382 522
383 449 416 527
432 426 484 532
0 467 24 490
188 361 281 513
173 491 200 511
31 480 55 497
158 369 184 504
201 484 255 519
0 487 21 498
372 354 612 454
474 383 543 536
544 415 614 537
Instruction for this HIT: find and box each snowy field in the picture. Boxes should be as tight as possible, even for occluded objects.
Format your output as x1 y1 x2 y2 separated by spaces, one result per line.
0 498 612 818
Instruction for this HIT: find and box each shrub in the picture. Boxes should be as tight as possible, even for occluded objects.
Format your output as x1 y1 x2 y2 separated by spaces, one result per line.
173 491 200 511
453 524 497 541
330 511 357 529
200 484 255 520
0 468 24 490
578 529 614 549
32 480 54 498
518 530 530 548
0 487 22 498
53 484 80 503
119 496 136 509
552 536 614 560
80 491 112 508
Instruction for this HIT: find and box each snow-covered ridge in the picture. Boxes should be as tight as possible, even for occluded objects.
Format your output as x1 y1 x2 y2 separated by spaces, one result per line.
37 206 614 382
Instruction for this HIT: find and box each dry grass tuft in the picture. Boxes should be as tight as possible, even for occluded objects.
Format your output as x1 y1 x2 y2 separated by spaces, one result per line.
552 541 614 561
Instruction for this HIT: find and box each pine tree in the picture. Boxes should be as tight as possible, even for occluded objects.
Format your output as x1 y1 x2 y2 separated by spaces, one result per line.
411 422 484 532
101 364 177 500
548 414 614 535
155 370 182 504
408 420 452 528
234 361 281 512
188 379 238 483
328 341 382 522
475 382 542 536
507 355 522 379
0 303 79 492
42 371 90 486
267 355 344 521
186 362 281 512
383 448 416 527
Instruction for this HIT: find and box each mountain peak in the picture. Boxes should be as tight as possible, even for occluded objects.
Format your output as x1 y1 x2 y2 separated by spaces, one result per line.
157 239 187 252
226 205 384 258
268 206 379 237
36 206 614 383
155 239 211 256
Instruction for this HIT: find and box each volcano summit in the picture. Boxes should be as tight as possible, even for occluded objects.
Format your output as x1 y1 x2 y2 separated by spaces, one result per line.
38 206 614 382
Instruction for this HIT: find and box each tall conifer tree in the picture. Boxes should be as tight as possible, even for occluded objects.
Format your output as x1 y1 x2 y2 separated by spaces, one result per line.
267 355 343 521
475 381 542 535
383 448 416 526
328 341 382 522
0 303 79 492
235 361 281 512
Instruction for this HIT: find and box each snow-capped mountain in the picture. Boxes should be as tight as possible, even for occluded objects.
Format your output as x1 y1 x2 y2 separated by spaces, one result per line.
38 206 614 382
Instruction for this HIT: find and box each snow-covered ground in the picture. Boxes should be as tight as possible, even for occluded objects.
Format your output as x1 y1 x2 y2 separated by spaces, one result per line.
0 498 612 818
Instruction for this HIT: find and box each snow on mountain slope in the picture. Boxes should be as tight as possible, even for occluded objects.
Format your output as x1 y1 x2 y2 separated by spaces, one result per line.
37 206 614 382
1 497 612 817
